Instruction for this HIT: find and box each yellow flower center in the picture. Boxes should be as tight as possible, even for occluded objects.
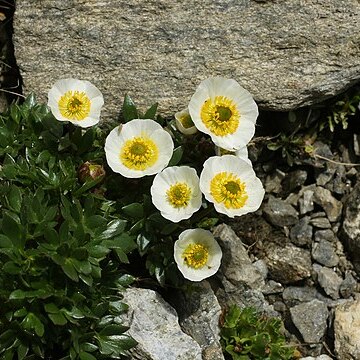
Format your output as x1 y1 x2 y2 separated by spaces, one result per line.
200 96 240 136
210 172 248 209
179 113 195 129
166 182 192 208
182 243 209 269
58 90 91 121
120 136 159 170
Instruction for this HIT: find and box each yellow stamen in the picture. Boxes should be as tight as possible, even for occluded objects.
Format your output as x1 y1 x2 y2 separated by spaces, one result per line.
166 182 192 208
120 136 158 170
200 96 240 136
58 90 91 121
182 243 209 269
210 172 248 209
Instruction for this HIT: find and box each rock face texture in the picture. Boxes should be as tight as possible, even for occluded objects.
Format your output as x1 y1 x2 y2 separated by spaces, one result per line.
334 298 360 360
14 0 360 120
122 288 202 360
340 183 360 275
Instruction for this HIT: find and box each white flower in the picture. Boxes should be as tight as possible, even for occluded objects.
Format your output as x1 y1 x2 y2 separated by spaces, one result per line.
175 109 198 135
105 119 174 178
47 78 104 128
188 77 258 151
150 166 202 222
199 155 264 218
215 145 252 166
174 228 222 281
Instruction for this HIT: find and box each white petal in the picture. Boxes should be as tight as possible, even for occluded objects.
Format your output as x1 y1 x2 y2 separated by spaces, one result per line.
150 166 202 222
199 155 264 218
174 228 222 282
105 119 174 178
188 77 258 150
47 78 104 128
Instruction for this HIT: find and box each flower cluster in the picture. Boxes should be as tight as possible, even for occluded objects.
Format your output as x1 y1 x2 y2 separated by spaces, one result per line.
47 77 264 282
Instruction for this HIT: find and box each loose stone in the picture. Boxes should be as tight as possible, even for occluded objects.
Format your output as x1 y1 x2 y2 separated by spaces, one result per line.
299 189 315 215
310 217 332 229
313 186 343 222
290 216 313 247
263 195 299 227
339 272 357 299
313 264 342 300
264 244 312 284
311 239 339 267
290 299 329 343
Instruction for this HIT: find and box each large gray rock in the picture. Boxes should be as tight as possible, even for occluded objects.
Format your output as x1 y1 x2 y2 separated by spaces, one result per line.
213 224 264 289
334 297 360 360
14 0 360 120
172 281 225 360
340 183 360 275
121 288 202 360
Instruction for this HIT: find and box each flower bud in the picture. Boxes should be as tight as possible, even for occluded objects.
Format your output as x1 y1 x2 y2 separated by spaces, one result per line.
78 161 105 183
175 109 198 135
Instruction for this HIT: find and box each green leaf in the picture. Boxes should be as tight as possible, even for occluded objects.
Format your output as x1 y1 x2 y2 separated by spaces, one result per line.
114 248 129 264
99 324 129 336
96 334 137 355
79 273 93 287
9 289 27 300
24 313 45 337
3 261 21 274
2 211 23 248
168 146 183 166
81 343 98 353
0 234 13 248
224 305 242 328
122 94 139 122
44 303 60 314
14 308 27 317
98 219 127 240
72 247 89 261
143 103 158 119
48 312 67 326
136 233 152 253
79 352 97 360
267 142 282 151
117 274 135 287
78 128 95 154
122 203 144 219
0 329 16 348
8 185 22 212
17 342 29 360
62 259 79 282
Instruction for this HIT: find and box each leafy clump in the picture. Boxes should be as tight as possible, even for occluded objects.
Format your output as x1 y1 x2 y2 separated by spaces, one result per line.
0 95 137 359
325 92 360 132
220 305 299 360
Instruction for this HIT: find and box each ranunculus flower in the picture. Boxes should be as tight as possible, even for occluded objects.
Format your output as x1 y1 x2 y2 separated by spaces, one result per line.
200 155 264 218
150 166 202 222
188 77 258 151
47 78 104 127
175 109 198 135
174 228 222 281
105 119 174 178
